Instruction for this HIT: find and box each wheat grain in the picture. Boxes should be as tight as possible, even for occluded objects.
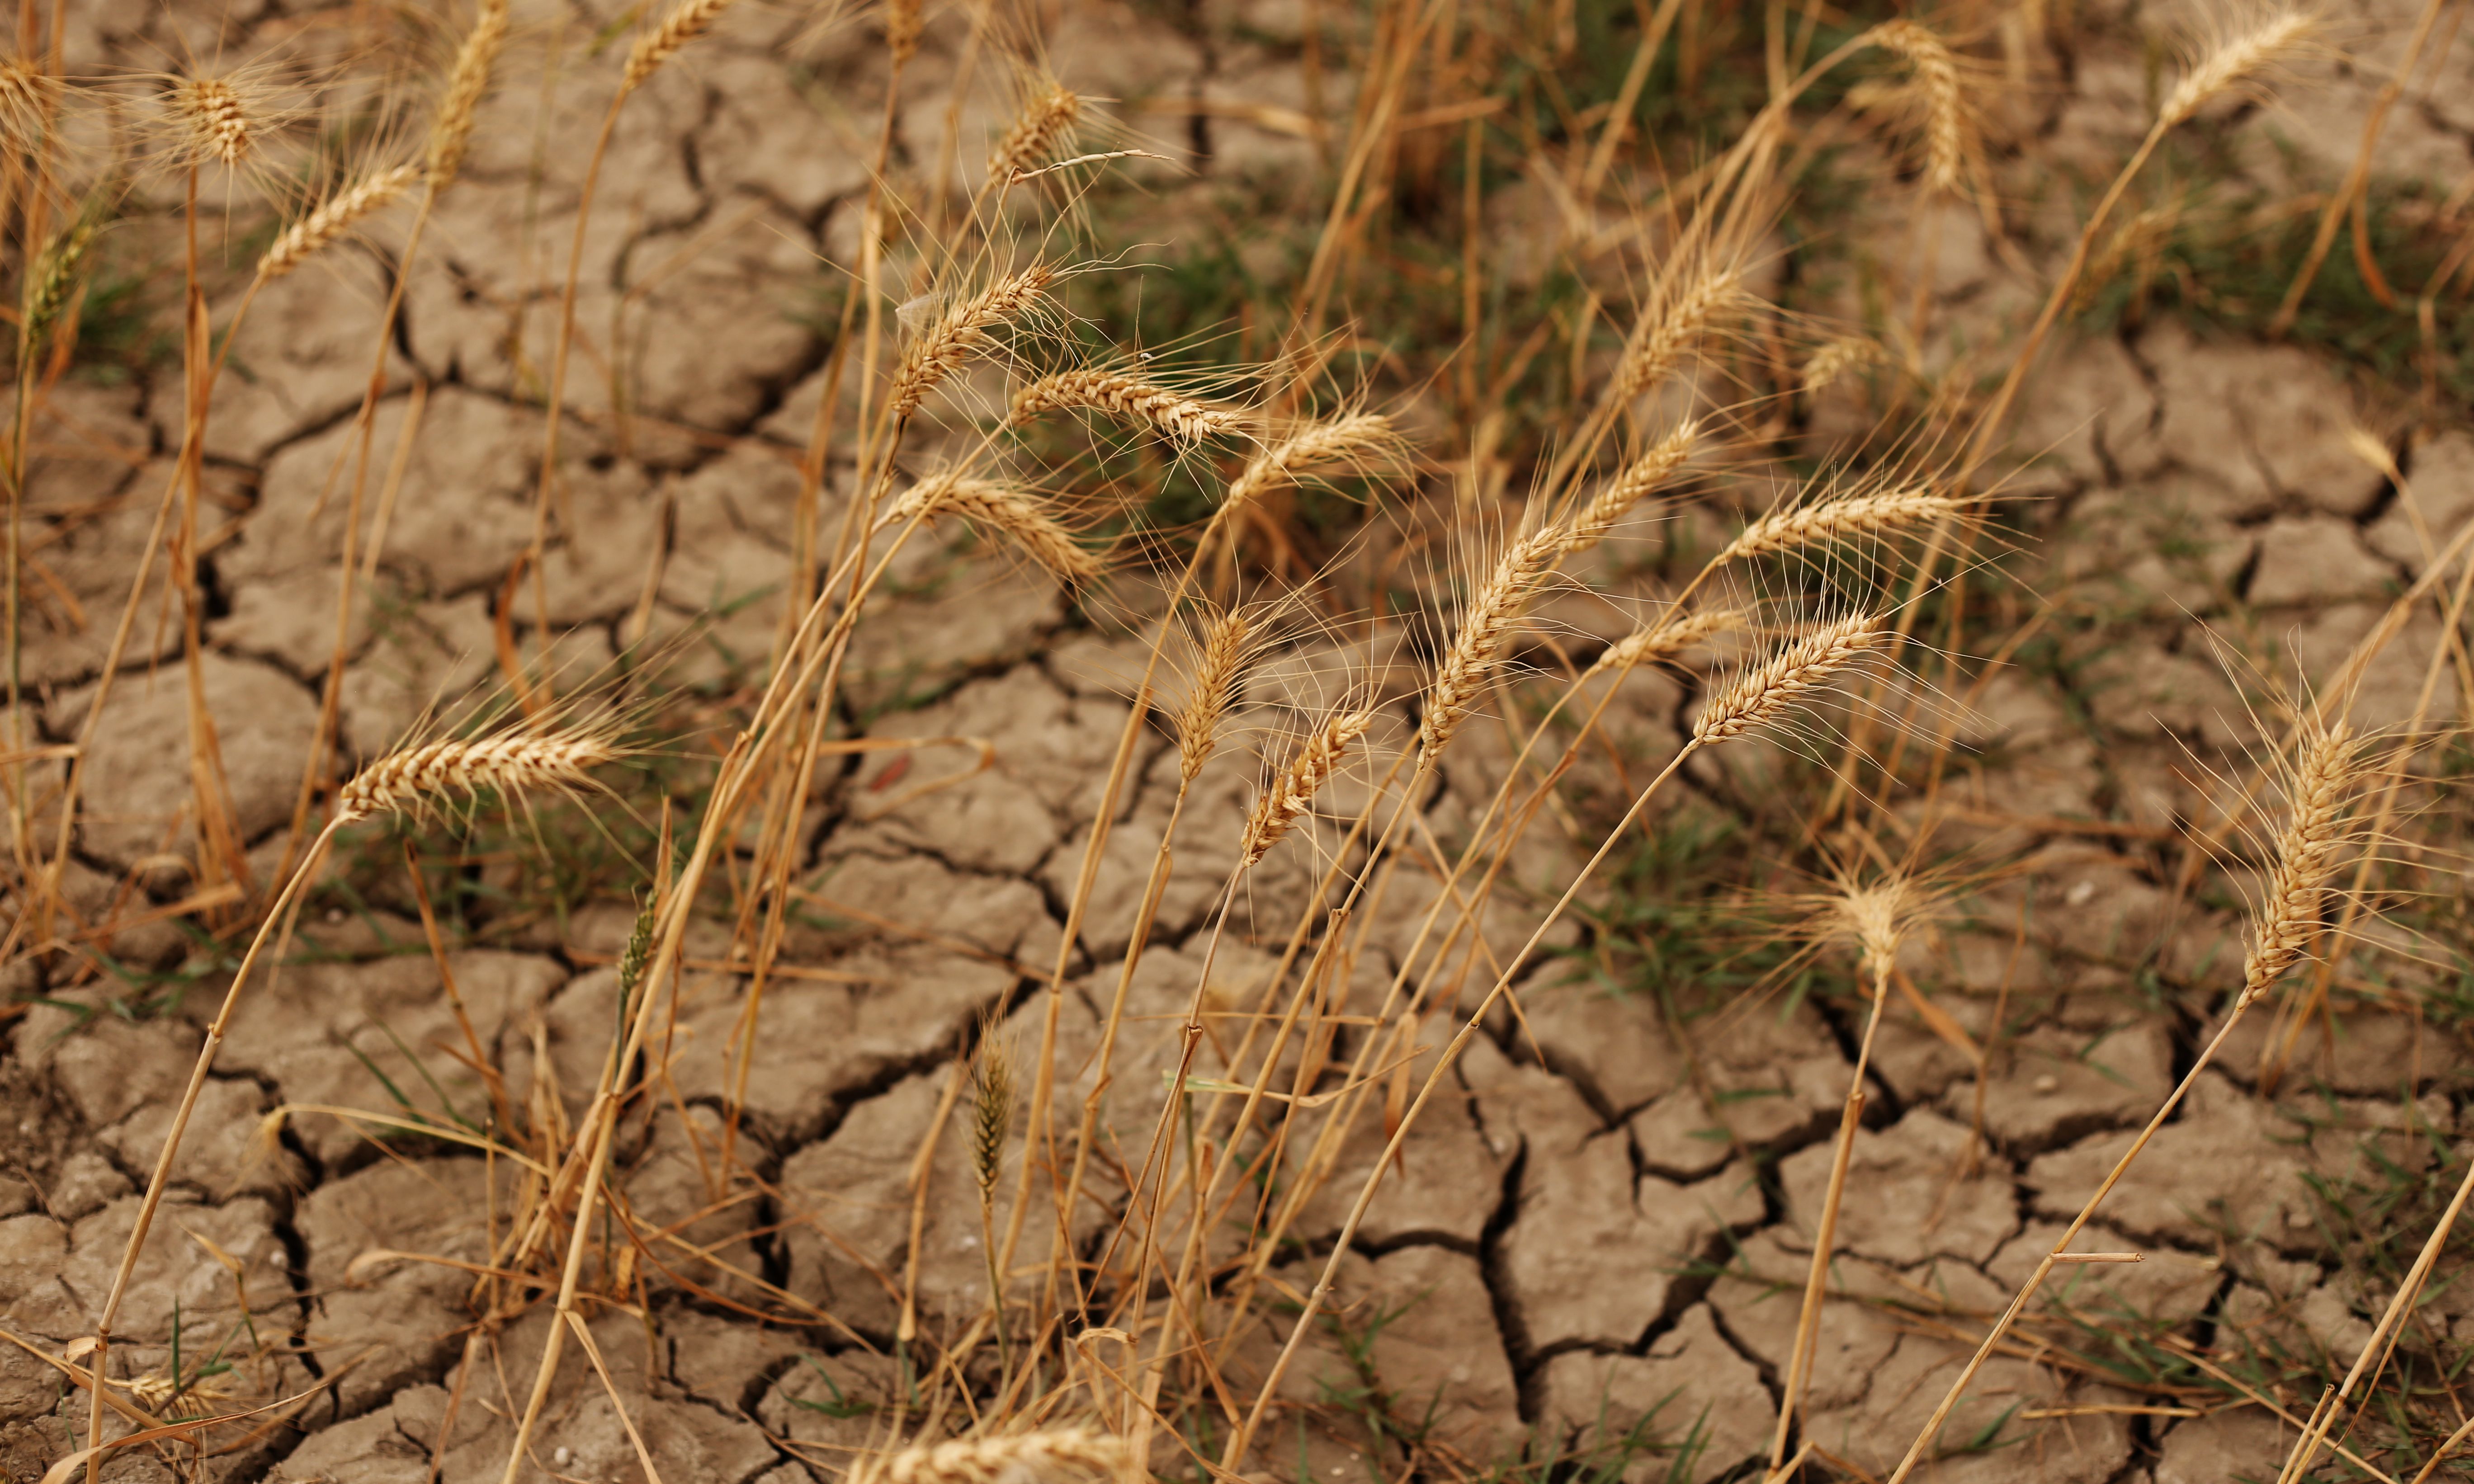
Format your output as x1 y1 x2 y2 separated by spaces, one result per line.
1721 486 1969 563
1223 413 1397 518
178 77 255 168
1421 528 1565 763
890 265 1057 421
1012 369 1246 446
1868 19 1968 194
1565 419 1698 552
900 473 1100 584
863 1430 1128 1484
1176 607 1250 783
1615 264 1741 399
990 83 1081 183
2239 720 2365 1002
1586 607 1745 678
427 0 510 188
335 730 619 825
1241 708 1374 866
259 164 422 281
2159 9 2316 128
1692 614 1887 743
623 0 735 90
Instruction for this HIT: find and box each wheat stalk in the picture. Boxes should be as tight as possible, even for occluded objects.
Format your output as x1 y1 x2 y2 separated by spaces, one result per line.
1176 607 1250 783
259 164 422 281
335 729 618 826
989 83 1081 183
1420 528 1565 763
1241 708 1374 866
1615 264 1741 399
1692 613 1887 743
1223 413 1397 516
861 1430 1129 1484
1867 19 1968 194
178 77 255 168
623 0 736 90
2239 720 2365 1002
1586 607 1745 678
1012 369 1245 446
1721 486 1969 563
890 266 1057 421
900 473 1100 584
1565 419 1698 552
2159 9 2317 128
427 0 510 188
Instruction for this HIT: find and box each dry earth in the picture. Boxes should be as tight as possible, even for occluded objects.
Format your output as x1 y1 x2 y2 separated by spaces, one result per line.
5 0 2474 1482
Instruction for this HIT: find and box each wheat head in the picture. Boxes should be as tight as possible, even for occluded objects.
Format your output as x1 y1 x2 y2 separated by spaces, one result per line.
0 61 58 152
1176 607 1250 783
1566 419 1698 553
1420 528 1565 763
1587 607 1745 678
990 83 1081 182
1616 264 1741 400
972 1035 1015 1199
1692 614 1887 743
1802 335 1882 396
178 77 256 168
1867 20 1969 194
1013 369 1245 446
862 1430 1129 1484
1224 413 1398 518
25 214 99 342
1722 486 1969 564
335 730 619 825
1242 708 1374 866
901 473 1100 584
259 164 422 281
891 265 1057 421
427 0 510 188
2239 719 2365 1001
623 0 736 90
2159 9 2316 128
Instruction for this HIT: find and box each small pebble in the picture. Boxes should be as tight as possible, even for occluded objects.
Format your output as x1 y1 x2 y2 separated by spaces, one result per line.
2033 1074 2060 1093
552 1447 572 1467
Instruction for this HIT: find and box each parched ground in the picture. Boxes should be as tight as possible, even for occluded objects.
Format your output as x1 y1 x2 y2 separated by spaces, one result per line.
6 0 2474 1482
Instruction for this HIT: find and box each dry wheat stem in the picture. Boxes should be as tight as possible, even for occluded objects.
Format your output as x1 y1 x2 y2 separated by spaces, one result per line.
334 729 619 825
1565 419 1697 552
862 1431 1127 1484
258 164 421 280
1616 264 1740 398
1221 413 1396 520
1587 607 1743 678
1420 528 1566 763
2159 9 2316 128
891 266 1056 421
1880 720 2370 1484
1012 369 1245 445
1722 487 1969 564
899 473 1100 584
427 0 510 188
1241 708 1374 865
624 0 736 90
1176 608 1249 782
1867 19 1966 193
989 84 1079 182
1693 613 1887 742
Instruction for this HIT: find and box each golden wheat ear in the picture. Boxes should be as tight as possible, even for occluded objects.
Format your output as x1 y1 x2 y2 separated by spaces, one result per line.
860 1430 1129 1484
2239 717 2367 1001
989 80 1081 183
1566 419 1698 554
1419 527 1565 764
1692 613 1889 744
1588 607 1745 678
426 0 510 188
1241 707 1375 865
335 725 623 827
891 264 1058 421
897 473 1103 585
1174 606 1252 783
259 163 423 280
1011 369 1247 446
175 76 260 169
2159 7 2318 128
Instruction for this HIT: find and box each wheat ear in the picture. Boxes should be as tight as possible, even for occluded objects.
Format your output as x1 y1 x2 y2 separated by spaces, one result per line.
1587 607 1745 678
25 213 99 343
0 61 57 152
1566 419 1698 552
623 0 735 90
1693 614 1887 743
1721 486 1970 563
884 0 923 64
1616 263 1741 399
862 1431 1129 1484
2159 9 2316 128
900 473 1101 584
2239 719 2365 1002
1223 413 1398 516
1802 334 1881 395
1867 19 1968 193
890 265 1057 421
1012 369 1246 446
427 0 510 188
1420 528 1565 763
1241 708 1374 865
1176 607 1250 782
990 83 1081 182
335 729 619 826
259 164 422 281
179 77 255 168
